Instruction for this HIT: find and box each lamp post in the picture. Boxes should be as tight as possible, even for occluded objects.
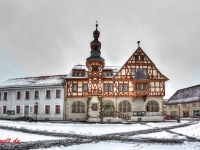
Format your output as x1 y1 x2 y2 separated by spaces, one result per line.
35 102 38 123
187 106 190 117
177 103 181 123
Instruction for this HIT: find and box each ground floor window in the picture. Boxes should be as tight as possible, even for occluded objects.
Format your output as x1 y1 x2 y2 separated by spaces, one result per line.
119 100 131 112
45 105 50 114
72 101 85 113
16 106 20 114
193 110 200 117
3 106 7 113
55 105 60 114
146 100 159 112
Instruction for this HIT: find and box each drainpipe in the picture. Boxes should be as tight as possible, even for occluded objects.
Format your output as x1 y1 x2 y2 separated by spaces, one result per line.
62 79 66 121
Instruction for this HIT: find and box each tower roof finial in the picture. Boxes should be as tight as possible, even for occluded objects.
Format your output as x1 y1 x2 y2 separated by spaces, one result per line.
95 20 98 30
137 41 140 47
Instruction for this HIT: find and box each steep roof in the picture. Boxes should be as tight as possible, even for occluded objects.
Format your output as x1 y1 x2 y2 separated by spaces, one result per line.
167 84 200 104
0 75 66 89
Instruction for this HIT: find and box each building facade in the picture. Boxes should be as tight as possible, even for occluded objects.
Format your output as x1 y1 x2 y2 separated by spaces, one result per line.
0 75 65 120
65 24 169 122
165 85 200 118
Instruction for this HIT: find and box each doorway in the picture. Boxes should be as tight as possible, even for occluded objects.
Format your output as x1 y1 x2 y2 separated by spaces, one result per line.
25 106 29 117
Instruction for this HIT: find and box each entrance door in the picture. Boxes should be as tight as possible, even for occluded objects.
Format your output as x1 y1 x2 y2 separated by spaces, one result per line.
25 106 29 117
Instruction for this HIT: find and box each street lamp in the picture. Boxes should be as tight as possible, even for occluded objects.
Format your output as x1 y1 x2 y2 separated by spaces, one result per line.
35 102 38 123
187 106 190 117
177 103 181 123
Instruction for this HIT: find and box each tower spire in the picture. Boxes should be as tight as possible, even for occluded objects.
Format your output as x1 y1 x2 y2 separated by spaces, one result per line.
137 41 140 47
95 20 98 30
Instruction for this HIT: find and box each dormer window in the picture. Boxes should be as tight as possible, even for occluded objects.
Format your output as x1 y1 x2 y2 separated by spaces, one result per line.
72 70 85 76
103 70 113 77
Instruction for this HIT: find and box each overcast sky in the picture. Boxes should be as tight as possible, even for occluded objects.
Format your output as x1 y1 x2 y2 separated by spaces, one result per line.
0 0 200 99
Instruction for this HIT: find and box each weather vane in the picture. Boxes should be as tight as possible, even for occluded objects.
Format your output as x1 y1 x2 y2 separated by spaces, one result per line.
95 20 98 30
137 41 140 47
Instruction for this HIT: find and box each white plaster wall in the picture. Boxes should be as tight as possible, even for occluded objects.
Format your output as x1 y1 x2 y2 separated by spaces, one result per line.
0 86 64 120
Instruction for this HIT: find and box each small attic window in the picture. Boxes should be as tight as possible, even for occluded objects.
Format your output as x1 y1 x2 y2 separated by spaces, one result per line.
140 55 145 61
73 70 85 76
135 56 139 61
92 67 98 71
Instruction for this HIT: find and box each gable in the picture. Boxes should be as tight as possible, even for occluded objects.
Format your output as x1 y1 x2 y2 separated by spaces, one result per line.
113 47 169 81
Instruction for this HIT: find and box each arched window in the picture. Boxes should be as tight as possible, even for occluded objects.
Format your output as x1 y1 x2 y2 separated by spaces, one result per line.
104 102 112 111
146 100 159 112
72 101 85 113
119 100 131 112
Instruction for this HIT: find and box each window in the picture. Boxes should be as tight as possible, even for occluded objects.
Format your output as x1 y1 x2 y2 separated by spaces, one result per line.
34 105 38 114
46 90 51 98
131 69 135 76
104 72 107 77
104 84 113 92
119 100 131 112
3 106 6 113
193 103 197 107
92 67 98 71
56 90 61 98
17 91 21 99
25 91 29 99
136 84 148 90
45 105 50 114
119 84 128 92
4 92 7 100
175 104 178 108
16 106 20 114
83 84 88 92
72 101 85 113
0 92 1 100
55 105 60 114
146 100 159 112
72 84 77 92
135 56 139 61
107 72 112 76
34 90 39 99
119 84 123 92
140 55 145 61
140 84 144 90
183 104 186 108
124 84 128 92
92 104 97 111
169 105 172 109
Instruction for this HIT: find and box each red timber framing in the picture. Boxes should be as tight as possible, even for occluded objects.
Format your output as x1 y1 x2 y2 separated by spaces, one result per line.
113 47 168 98
86 60 105 96
66 47 168 99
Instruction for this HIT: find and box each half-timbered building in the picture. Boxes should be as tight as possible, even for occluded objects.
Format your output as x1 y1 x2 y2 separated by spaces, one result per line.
65 24 169 122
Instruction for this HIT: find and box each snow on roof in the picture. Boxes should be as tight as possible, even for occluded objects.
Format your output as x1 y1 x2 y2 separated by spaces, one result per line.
65 65 121 79
0 75 66 88
167 84 200 104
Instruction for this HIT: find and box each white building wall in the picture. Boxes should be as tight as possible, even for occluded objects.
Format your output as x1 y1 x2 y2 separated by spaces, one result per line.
0 86 64 120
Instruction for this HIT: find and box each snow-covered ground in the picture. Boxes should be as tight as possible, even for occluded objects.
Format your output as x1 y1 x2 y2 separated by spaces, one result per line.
32 141 200 150
129 131 186 139
171 121 200 139
0 129 65 142
0 120 152 135
1 120 200 150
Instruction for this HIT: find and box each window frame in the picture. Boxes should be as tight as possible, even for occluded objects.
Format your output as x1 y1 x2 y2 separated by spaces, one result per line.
24 90 30 100
146 100 159 112
72 101 85 113
46 89 51 99
55 89 61 98
16 105 20 114
3 105 7 113
131 69 135 76
118 100 131 112
72 83 78 92
45 105 50 114
83 84 88 92
34 90 40 99
16 91 21 100
3 92 8 100
34 105 39 114
55 105 60 114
